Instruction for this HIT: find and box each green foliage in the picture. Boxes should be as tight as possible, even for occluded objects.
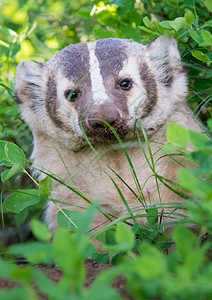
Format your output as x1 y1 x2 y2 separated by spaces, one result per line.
0 0 212 299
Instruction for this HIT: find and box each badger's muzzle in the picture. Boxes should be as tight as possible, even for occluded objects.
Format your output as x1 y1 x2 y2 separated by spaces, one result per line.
82 103 129 140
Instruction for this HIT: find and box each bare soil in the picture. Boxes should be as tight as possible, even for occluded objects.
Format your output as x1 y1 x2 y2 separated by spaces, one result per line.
0 260 134 300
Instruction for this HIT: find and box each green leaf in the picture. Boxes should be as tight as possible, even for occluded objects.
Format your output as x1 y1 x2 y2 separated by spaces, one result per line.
11 267 33 282
11 41 21 57
159 20 173 29
205 0 212 12
0 288 29 300
167 122 189 148
191 50 210 63
52 229 86 284
57 209 81 231
207 119 212 132
38 176 52 197
3 189 44 213
0 258 16 278
93 28 116 39
0 25 17 37
115 223 135 252
105 228 116 245
184 10 195 25
189 30 203 44
169 17 187 31
9 242 52 264
31 219 52 242
177 169 197 193
146 205 158 226
120 24 141 41
135 243 166 278
201 30 212 46
172 225 197 258
161 143 179 154
189 130 211 149
1 163 24 182
0 141 25 166
143 16 156 30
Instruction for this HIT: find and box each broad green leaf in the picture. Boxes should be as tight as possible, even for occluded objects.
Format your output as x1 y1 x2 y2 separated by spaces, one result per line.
3 189 44 213
201 30 212 46
205 0 212 12
119 24 141 41
207 119 212 132
139 26 155 34
11 41 21 57
172 225 197 258
0 258 16 278
143 16 156 30
52 229 86 284
9 242 52 264
105 229 116 245
93 28 116 39
31 219 52 242
76 203 98 237
159 20 173 29
167 122 189 148
57 204 97 236
38 176 52 197
184 10 195 25
161 143 179 154
0 25 17 37
191 50 210 63
185 248 205 274
189 30 203 44
0 141 25 166
189 130 211 149
135 243 166 278
11 267 33 282
177 169 197 193
115 223 135 252
146 205 158 226
169 17 187 31
0 288 29 300
57 209 81 231
1 163 24 182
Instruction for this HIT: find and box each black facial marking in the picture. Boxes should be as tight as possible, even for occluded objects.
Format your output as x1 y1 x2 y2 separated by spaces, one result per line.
46 76 68 131
14 91 22 104
95 38 127 81
140 62 158 117
54 43 91 87
159 61 173 87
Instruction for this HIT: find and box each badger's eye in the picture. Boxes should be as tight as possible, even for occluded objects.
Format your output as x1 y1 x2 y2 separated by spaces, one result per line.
65 89 80 102
119 79 132 91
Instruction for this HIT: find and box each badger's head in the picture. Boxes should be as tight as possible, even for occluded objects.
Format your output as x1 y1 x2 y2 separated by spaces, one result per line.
15 36 187 150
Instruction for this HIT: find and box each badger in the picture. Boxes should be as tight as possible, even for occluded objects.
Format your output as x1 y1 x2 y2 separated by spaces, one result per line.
15 36 202 231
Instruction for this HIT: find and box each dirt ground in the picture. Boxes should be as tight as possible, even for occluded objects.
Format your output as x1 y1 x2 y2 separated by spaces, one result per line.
0 260 134 300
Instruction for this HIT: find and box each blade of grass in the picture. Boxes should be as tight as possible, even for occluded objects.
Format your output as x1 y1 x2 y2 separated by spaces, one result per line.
53 146 78 187
79 119 146 206
105 171 137 224
0 192 4 227
136 119 162 205
33 167 113 222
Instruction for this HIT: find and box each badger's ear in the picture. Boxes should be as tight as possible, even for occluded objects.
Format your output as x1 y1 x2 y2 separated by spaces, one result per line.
15 61 47 108
145 36 185 87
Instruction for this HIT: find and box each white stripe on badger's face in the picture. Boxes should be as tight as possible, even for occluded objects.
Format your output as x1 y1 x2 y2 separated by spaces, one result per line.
118 56 146 121
87 42 109 105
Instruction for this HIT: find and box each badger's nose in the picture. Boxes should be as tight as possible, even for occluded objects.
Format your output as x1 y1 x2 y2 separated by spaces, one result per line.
85 104 121 132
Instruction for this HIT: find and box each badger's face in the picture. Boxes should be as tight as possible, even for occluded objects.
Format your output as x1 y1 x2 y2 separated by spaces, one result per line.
15 36 187 149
